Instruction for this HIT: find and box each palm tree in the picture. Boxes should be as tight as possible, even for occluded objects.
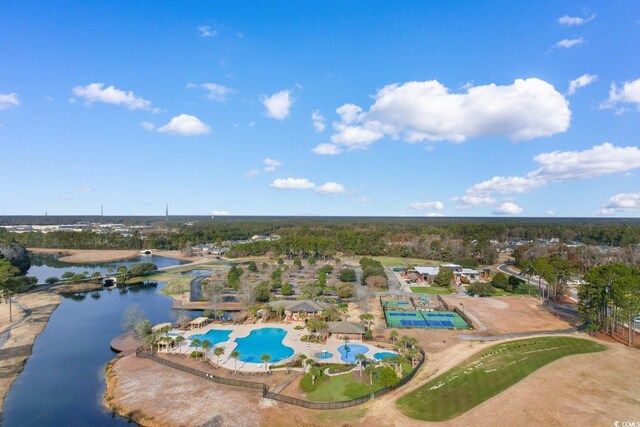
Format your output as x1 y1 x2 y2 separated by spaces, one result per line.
309 366 323 385
365 363 376 386
401 335 411 350
355 353 367 378
202 340 212 362
261 354 271 374
298 354 308 372
407 337 418 349
389 330 398 345
213 346 225 366
359 313 374 330
192 338 202 358
174 335 185 357
230 350 240 373
305 358 314 374
215 310 224 321
407 348 420 368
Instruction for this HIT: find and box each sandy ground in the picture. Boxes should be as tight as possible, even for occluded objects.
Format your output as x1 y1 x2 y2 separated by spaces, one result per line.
29 248 140 263
107 355 264 426
0 291 61 412
442 295 577 334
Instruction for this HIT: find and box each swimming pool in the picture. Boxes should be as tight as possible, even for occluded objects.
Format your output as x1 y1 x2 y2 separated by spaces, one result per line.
337 344 370 363
373 351 397 360
233 328 294 363
315 351 333 359
188 329 232 347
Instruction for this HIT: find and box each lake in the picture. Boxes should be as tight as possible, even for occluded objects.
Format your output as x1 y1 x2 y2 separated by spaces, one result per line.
1 255 188 426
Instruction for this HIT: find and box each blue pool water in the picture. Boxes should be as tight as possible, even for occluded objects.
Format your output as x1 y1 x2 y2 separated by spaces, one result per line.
188 329 232 347
233 328 294 363
337 344 370 363
373 351 397 360
315 351 333 359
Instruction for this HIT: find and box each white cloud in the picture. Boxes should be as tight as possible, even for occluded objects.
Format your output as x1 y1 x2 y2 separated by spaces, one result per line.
245 169 260 178
71 83 152 110
461 143 640 205
263 158 283 172
0 93 20 110
467 176 546 195
261 90 293 120
270 177 316 190
601 78 640 112
409 201 444 210
311 110 326 132
426 213 444 217
554 38 584 48
78 186 93 193
336 104 363 124
190 83 234 102
157 114 211 136
545 210 557 216
597 192 640 215
211 210 230 216
452 195 497 209
329 78 570 151
567 74 598 95
312 143 343 155
198 25 217 37
316 182 346 194
559 15 595 26
141 121 155 131
493 202 523 215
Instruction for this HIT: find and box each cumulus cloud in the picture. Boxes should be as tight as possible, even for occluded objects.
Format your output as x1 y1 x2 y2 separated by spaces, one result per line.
141 121 155 131
191 83 235 102
452 195 497 209
312 143 343 155
270 177 316 190
263 158 283 172
311 110 326 132
316 182 346 195
157 114 211 136
460 143 640 206
554 38 584 49
600 78 640 112
597 192 640 215
71 83 152 110
0 93 20 110
493 202 523 215
559 15 595 26
261 90 293 120
567 74 598 95
198 25 217 37
211 210 230 216
409 201 444 210
328 78 570 152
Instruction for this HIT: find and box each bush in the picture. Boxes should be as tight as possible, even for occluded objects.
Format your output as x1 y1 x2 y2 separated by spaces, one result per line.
128 262 158 276
294 325 304 330
45 277 59 285
364 330 373 340
338 268 357 282
190 351 204 359
492 272 510 291
508 275 525 289
281 282 293 296
467 282 495 297
248 261 258 272
460 276 470 285
337 284 354 298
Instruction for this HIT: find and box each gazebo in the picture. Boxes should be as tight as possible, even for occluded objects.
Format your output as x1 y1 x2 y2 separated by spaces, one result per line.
327 321 366 341
190 317 209 330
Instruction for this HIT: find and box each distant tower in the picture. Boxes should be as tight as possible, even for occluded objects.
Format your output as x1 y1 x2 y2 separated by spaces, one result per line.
165 204 169 221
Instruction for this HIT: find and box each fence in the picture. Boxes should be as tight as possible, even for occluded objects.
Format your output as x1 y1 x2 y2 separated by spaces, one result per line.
136 346 426 410
436 294 474 329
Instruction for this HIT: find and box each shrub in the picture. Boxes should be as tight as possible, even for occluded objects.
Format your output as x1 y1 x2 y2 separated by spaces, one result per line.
294 325 304 330
337 284 354 298
281 282 293 295
491 272 510 291
364 330 373 340
338 268 357 282
190 351 204 359
45 277 59 285
467 282 495 297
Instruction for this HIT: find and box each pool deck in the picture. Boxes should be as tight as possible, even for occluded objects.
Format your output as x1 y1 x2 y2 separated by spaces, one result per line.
160 323 393 372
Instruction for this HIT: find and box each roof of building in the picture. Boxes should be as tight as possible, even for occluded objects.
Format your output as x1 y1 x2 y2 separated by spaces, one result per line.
440 263 462 268
461 268 480 274
151 322 172 332
414 266 440 276
327 321 366 334
190 317 209 325
269 299 329 312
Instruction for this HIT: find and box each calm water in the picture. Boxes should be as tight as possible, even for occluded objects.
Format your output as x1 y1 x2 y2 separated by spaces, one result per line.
2 256 190 426
28 254 188 284
233 328 294 363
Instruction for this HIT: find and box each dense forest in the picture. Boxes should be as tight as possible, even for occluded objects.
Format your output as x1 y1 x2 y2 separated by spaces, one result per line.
5 217 640 265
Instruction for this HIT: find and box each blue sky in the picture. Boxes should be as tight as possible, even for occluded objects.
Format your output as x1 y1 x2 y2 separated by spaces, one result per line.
1 0 639 216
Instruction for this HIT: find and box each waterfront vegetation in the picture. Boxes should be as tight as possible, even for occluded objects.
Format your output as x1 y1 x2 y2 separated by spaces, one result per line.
396 337 607 421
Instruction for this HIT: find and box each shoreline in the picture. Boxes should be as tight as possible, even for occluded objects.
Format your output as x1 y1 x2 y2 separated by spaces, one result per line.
28 248 204 264
0 289 61 418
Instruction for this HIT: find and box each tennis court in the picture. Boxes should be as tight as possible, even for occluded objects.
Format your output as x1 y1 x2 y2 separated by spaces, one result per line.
382 300 412 308
384 308 469 329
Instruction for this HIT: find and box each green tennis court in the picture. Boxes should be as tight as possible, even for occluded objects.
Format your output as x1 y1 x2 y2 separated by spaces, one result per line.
384 309 469 329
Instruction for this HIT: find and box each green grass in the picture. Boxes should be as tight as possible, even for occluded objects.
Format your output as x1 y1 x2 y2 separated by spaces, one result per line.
128 272 194 295
396 336 606 422
369 256 439 267
410 286 455 295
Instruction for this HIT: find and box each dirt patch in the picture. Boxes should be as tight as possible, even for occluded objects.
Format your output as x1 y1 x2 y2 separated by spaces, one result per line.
442 295 577 334
108 354 264 426
29 248 140 263
0 290 61 413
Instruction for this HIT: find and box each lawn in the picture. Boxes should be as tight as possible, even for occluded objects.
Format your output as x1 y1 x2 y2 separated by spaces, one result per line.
302 363 412 402
410 286 455 295
396 336 606 421
369 256 439 267
128 272 194 295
